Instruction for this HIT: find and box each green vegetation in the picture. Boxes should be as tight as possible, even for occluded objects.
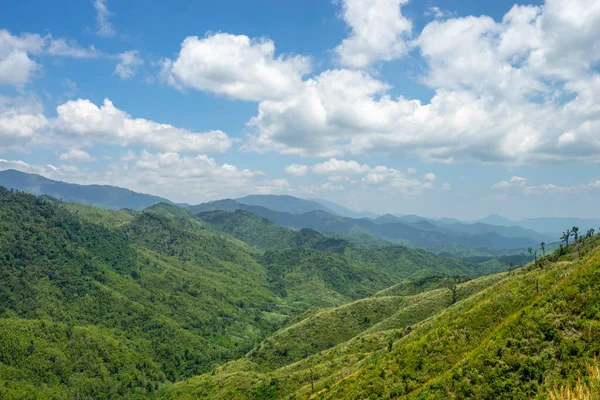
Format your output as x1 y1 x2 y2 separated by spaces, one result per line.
1 187 507 398
3 185 598 399
160 231 600 399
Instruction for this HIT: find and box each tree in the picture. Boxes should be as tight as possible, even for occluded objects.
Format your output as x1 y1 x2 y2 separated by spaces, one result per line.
561 230 572 247
540 242 546 257
528 247 539 268
572 226 580 242
449 284 458 305
587 228 595 239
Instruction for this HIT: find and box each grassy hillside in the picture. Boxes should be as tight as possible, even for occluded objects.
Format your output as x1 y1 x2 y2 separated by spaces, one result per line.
161 234 600 399
0 188 509 398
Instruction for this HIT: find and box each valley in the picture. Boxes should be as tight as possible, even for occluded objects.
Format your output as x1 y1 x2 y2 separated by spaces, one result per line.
0 173 597 399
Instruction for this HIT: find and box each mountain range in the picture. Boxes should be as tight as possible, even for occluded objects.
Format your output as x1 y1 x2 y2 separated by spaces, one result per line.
1 176 598 399
0 169 592 255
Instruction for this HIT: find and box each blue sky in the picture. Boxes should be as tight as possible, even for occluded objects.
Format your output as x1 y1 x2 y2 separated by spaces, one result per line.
0 0 599 219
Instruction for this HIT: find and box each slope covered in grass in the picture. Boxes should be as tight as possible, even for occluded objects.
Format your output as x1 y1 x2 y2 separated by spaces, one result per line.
161 235 600 399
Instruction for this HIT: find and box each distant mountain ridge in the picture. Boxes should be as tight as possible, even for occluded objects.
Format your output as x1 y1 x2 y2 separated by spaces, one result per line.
0 169 184 210
476 214 600 236
235 195 334 215
187 199 550 252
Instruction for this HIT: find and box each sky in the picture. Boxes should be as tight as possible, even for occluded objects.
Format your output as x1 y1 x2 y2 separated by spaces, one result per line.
1 0 599 219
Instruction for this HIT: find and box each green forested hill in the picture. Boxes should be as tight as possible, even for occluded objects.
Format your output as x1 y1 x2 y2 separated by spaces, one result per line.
160 235 600 399
0 187 508 398
0 187 283 398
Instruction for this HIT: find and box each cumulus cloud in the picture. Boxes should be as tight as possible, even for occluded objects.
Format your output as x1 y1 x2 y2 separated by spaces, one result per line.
283 158 436 195
424 172 436 182
312 158 369 175
284 164 309 176
492 176 528 189
0 96 232 153
0 152 279 203
59 148 96 162
94 0 116 38
335 0 412 68
492 175 600 196
0 96 47 149
0 30 45 86
52 98 232 152
0 29 112 86
114 50 143 79
245 0 600 165
162 33 311 101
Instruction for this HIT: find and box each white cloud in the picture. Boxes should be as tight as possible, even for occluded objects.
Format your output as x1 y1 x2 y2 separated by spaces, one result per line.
114 50 143 79
424 172 436 182
106 151 271 202
47 38 103 58
0 152 278 203
0 29 111 86
425 7 455 19
59 148 96 162
0 96 47 149
492 175 600 196
335 0 412 68
312 158 369 175
94 0 116 38
0 30 45 86
284 164 309 176
162 33 311 101
284 158 434 195
53 98 232 153
245 0 600 165
492 176 528 189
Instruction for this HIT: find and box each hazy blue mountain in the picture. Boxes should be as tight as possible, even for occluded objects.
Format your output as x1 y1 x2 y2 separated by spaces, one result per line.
517 217 600 237
476 213 599 237
0 169 182 210
477 214 515 227
235 195 334 214
374 214 402 224
188 201 542 251
443 222 553 243
310 198 379 219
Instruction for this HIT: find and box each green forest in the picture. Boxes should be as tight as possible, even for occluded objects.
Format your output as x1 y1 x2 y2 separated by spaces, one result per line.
0 186 598 399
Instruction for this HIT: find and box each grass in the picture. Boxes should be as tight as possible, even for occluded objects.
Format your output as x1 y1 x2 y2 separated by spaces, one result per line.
160 236 600 399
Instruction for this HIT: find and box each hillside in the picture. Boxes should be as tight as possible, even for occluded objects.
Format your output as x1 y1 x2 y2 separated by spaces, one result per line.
160 233 600 399
0 188 504 398
196 209 348 252
0 169 182 210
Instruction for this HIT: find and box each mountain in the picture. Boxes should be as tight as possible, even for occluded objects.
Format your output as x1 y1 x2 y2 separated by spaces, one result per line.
374 213 401 224
235 194 334 214
310 198 379 219
197 209 349 252
189 201 545 252
0 187 505 398
477 213 516 227
161 231 600 399
476 214 600 237
518 217 600 237
0 169 183 210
